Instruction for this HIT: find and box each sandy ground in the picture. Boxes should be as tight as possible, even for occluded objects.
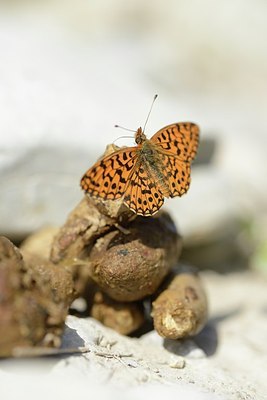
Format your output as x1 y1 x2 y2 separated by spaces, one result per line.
1 271 266 400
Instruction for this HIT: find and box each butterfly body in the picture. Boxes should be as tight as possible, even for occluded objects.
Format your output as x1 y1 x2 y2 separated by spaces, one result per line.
135 137 170 198
81 122 199 216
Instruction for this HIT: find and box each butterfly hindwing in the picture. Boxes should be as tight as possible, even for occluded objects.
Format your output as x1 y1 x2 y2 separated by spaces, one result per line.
158 153 192 197
123 167 164 216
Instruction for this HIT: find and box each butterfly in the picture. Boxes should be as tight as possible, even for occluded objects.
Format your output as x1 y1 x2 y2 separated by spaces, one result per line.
80 122 199 216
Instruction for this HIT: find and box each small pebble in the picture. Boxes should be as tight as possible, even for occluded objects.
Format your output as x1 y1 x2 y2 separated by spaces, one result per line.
169 358 186 369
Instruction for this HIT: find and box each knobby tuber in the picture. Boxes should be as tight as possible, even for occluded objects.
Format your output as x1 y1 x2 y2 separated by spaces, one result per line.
152 267 208 339
91 291 145 335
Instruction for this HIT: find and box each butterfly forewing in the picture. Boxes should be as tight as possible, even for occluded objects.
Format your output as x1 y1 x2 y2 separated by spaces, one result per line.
151 123 199 162
81 148 138 200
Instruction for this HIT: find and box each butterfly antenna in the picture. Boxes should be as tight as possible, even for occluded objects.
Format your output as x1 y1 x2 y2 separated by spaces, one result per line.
113 125 135 145
113 135 135 145
114 124 136 133
143 94 158 133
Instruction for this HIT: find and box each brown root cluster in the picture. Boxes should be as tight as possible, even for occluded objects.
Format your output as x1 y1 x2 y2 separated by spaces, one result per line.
0 148 208 357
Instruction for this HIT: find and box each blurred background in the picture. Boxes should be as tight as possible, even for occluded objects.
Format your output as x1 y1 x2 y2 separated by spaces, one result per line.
0 0 266 272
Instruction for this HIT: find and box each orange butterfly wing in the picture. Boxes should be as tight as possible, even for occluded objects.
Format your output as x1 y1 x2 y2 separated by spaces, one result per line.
151 122 199 162
124 167 164 216
80 147 138 200
156 152 192 197
150 122 199 197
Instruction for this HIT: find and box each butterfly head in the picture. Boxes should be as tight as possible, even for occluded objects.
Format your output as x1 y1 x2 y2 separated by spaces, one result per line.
135 127 147 145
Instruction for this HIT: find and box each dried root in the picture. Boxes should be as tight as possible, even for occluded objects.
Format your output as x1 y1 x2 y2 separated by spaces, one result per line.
152 267 208 339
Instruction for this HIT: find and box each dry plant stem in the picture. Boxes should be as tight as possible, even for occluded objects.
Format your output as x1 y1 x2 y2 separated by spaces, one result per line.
0 236 75 357
91 291 145 335
152 267 208 339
